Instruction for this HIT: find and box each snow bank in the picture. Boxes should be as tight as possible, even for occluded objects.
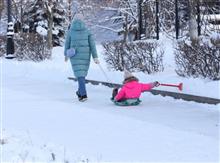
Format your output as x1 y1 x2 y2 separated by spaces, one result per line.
1 40 219 162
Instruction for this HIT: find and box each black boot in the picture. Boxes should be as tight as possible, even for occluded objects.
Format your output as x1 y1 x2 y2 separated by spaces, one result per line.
76 91 87 102
111 87 118 100
79 95 88 102
76 91 81 100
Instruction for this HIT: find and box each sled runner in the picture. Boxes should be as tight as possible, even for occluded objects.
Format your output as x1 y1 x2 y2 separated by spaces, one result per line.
111 98 141 106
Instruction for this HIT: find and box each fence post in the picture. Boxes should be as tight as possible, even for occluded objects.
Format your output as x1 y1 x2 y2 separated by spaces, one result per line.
197 0 201 36
156 0 159 40
175 0 179 39
137 0 143 40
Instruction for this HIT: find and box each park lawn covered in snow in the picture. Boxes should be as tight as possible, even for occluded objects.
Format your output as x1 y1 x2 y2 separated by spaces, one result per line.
1 44 220 162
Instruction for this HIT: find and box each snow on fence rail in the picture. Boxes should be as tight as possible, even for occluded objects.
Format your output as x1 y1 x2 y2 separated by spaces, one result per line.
68 77 220 105
203 14 220 29
203 14 220 21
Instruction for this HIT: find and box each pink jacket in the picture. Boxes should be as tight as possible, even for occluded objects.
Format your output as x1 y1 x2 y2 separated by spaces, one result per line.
115 81 154 101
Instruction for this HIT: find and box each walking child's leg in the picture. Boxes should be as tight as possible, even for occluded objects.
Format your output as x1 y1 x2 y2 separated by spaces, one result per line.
77 77 87 96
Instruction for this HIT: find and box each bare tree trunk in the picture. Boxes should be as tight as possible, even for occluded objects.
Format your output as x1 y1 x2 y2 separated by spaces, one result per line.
188 0 198 42
123 13 128 43
47 13 53 50
67 0 73 24
0 0 4 20
45 0 53 52
137 0 143 40
20 0 23 33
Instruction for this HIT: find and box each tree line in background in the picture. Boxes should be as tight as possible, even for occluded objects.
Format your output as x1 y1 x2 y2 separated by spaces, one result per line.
0 0 219 80
99 0 220 80
0 0 219 48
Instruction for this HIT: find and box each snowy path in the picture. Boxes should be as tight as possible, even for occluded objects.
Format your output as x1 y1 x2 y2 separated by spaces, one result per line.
1 54 219 162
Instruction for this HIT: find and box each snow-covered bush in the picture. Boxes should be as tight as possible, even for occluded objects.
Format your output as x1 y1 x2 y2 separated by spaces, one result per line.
0 35 6 57
14 33 50 61
175 35 220 80
102 40 164 74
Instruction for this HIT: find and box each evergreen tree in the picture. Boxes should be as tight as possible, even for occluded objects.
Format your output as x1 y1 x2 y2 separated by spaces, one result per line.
23 0 66 46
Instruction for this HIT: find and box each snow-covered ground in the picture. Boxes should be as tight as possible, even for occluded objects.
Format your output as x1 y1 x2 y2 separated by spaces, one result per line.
1 44 220 162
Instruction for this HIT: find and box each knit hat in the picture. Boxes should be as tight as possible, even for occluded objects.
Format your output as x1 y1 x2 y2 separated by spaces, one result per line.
124 69 134 79
123 69 138 84
74 12 84 20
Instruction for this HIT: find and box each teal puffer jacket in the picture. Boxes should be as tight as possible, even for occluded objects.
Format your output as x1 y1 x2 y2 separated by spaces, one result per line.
64 19 98 77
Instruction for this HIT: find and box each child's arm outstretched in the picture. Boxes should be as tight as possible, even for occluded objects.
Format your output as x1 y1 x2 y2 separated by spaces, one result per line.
141 81 160 92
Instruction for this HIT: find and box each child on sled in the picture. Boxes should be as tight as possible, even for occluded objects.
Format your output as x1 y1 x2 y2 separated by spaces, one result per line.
111 70 160 106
